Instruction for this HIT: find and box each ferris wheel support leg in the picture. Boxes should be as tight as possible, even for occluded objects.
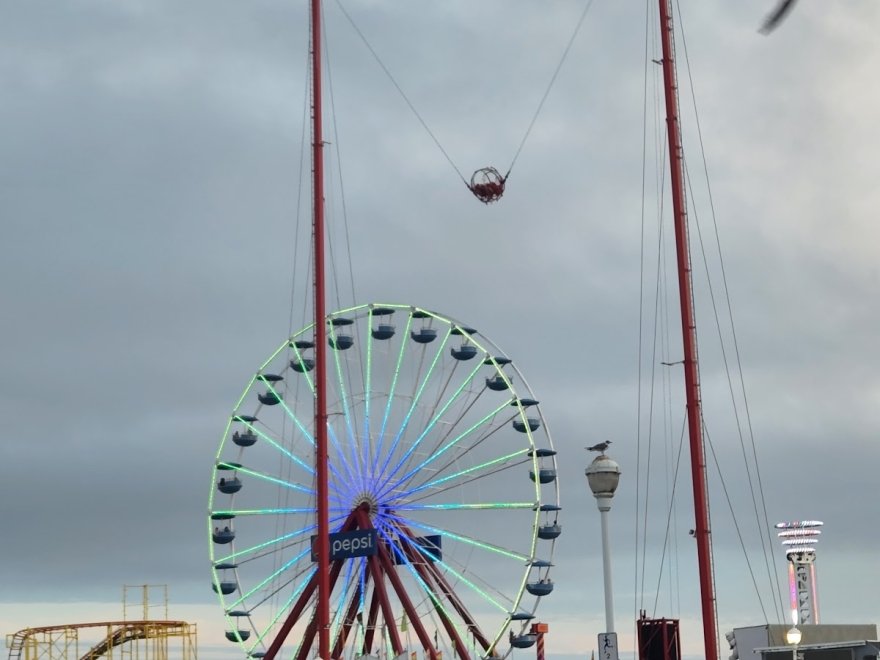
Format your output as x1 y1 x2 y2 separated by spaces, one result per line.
395 522 490 653
295 559 348 660
357 510 406 656
421 545 491 653
332 581 367 658
375 537 442 660
263 511 359 660
398 542 469 660
364 553 405 655
263 571 318 660
363 587 381 654
295 612 320 660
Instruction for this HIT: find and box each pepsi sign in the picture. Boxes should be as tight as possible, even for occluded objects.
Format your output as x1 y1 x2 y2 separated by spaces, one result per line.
311 529 378 561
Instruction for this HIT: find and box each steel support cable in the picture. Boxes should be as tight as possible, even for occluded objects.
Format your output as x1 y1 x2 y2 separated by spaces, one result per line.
702 422 771 623
323 166 342 313
636 50 670 619
332 0 468 185
639 199 667 613
323 18 370 490
275 43 313 627
661 3 723 648
673 113 724 660
334 0 597 191
505 0 598 179
674 0 785 623
635 0 653 619
634 0 649 624
684 149 782 625
650 415 686 616
633 0 680 621
324 16 358 312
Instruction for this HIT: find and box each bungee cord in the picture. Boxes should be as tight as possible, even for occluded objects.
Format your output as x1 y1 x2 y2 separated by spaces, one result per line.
333 0 597 204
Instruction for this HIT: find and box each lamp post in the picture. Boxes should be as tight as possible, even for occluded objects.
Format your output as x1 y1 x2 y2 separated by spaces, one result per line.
585 451 621 633
786 625 802 660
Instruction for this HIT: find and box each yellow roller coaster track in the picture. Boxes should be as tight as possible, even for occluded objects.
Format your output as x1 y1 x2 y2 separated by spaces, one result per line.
6 620 197 660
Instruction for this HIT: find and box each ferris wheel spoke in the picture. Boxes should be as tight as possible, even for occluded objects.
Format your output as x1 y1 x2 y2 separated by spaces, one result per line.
402 449 530 502
371 329 451 492
335 562 374 657
382 510 531 563
325 426 364 506
371 356 487 498
214 506 348 517
330 558 358 639
249 568 317 648
215 532 309 565
331 563 367 658
285 338 353 488
253 369 360 492
256 378 314 447
376 399 510 502
263 377 359 490
215 511 348 564
362 311 377 493
287 342 316 393
378 517 512 618
388 423 522 504
372 522 470 653
403 372 496 478
217 462 317 498
378 520 498 655
392 502 534 512
329 325 368 494
394 531 521 630
371 311 415 480
225 546 312 609
231 419 315 477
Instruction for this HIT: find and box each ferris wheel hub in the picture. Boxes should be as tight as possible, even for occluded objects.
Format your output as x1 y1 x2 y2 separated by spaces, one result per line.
353 493 379 516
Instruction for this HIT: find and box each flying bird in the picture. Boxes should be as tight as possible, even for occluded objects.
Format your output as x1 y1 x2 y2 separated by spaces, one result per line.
760 0 799 34
586 440 612 453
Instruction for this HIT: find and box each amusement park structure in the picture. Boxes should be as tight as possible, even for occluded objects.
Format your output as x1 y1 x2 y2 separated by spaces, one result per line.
776 521 824 624
207 1 560 659
5 586 197 660
206 0 779 657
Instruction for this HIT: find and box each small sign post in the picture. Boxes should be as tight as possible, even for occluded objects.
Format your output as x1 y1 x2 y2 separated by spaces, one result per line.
598 632 618 660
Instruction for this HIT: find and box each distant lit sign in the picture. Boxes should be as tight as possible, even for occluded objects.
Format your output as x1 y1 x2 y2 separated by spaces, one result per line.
311 529 378 561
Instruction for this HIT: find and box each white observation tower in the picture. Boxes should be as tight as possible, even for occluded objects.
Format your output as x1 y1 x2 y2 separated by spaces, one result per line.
776 520 824 624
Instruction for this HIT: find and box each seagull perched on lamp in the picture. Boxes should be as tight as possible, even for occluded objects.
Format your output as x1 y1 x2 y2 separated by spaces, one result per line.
586 440 612 454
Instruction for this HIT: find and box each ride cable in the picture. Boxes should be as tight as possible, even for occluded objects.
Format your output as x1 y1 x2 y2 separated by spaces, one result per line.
334 0 597 204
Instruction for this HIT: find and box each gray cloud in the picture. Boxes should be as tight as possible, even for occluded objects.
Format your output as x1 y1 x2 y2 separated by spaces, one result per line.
2 1 879 657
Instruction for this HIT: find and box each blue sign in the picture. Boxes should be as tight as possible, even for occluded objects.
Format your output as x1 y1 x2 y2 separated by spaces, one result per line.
389 535 442 565
311 529 378 561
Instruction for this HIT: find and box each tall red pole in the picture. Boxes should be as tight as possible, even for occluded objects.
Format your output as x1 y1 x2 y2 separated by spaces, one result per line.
310 0 330 657
656 2 718 659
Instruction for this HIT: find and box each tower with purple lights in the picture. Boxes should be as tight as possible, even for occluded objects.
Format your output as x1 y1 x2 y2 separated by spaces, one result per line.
776 520 824 624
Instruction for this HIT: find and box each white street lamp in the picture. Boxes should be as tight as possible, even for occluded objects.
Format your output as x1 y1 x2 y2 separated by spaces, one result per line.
585 452 621 634
786 625 802 660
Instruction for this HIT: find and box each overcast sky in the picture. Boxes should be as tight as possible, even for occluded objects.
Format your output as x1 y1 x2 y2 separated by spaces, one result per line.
2 1 879 660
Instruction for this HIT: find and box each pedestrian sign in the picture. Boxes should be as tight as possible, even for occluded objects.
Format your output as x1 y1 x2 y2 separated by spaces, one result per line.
598 632 618 660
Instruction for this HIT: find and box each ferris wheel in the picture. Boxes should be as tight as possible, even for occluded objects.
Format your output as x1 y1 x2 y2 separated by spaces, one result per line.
209 303 561 660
